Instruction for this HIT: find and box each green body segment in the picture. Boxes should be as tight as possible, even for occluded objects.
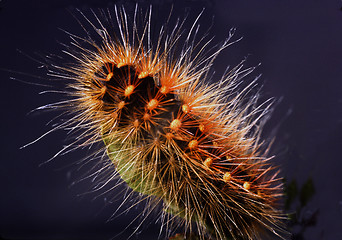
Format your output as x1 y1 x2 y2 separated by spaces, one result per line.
95 58 282 239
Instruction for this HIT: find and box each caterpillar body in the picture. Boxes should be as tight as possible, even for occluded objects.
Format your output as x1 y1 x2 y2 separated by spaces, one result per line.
35 5 286 240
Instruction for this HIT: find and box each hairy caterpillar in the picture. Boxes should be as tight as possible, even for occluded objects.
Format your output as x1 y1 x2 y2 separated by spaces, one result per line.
28 5 287 240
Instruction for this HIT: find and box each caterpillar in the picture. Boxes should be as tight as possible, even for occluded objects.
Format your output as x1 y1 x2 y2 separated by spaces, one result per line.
30 5 287 240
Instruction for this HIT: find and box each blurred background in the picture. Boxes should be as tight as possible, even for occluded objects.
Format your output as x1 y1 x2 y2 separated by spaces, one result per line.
1 0 342 239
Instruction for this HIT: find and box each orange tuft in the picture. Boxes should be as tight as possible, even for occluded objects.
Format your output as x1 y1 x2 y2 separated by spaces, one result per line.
118 101 125 110
124 85 135 97
117 62 126 68
165 132 173 140
203 157 213 168
223 172 231 182
133 119 139 128
143 113 151 121
147 99 158 111
170 119 181 131
160 85 169 94
243 182 251 190
138 71 149 79
106 72 113 81
188 140 198 150
182 104 190 114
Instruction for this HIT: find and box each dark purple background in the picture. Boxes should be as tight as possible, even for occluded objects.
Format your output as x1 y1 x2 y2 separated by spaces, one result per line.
1 0 342 239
